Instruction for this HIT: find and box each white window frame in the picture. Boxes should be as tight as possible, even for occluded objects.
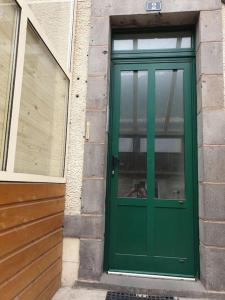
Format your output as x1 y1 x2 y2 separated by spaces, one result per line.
0 0 72 183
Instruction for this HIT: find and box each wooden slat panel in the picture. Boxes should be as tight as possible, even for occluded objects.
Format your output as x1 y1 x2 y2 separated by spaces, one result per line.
0 244 62 300
0 197 65 230
0 213 63 258
0 229 62 285
36 274 61 300
17 259 62 300
0 182 65 298
0 183 65 205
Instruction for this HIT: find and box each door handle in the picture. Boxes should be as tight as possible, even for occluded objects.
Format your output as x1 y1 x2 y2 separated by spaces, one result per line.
112 155 119 175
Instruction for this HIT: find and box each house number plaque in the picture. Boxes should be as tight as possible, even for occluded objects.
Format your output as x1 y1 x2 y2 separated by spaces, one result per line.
146 0 162 11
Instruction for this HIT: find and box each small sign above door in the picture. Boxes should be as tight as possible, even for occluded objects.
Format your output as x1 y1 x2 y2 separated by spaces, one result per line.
146 0 162 12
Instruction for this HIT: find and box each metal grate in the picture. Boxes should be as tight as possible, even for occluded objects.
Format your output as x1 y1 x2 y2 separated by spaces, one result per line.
106 292 176 300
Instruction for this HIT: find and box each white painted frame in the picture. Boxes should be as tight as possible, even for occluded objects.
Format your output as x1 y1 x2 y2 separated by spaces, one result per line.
0 0 73 183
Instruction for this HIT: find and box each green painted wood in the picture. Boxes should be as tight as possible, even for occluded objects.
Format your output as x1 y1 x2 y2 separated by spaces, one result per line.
105 55 198 277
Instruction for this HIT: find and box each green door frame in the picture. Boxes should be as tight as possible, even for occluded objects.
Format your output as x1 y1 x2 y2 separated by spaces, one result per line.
104 33 199 278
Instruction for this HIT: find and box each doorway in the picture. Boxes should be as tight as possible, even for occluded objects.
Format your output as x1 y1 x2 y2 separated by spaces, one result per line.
105 30 198 278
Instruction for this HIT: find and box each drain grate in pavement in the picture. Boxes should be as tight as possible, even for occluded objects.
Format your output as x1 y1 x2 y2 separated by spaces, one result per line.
106 292 176 300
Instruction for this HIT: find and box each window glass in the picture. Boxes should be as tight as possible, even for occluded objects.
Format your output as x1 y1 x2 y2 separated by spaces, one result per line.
113 32 192 51
154 70 185 199
118 71 148 198
27 0 74 67
14 24 69 177
0 0 19 169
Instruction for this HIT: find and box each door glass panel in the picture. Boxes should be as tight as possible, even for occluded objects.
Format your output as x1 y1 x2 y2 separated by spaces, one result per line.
118 71 148 198
154 70 185 199
113 32 192 51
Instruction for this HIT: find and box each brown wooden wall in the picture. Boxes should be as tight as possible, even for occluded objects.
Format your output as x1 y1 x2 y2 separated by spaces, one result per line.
0 183 65 300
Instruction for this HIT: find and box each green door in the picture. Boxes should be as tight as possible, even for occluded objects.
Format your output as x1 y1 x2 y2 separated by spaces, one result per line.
106 59 198 277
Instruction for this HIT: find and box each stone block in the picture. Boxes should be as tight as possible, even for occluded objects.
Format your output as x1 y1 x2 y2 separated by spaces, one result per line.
87 76 108 110
62 261 79 287
200 75 224 110
197 113 203 147
91 0 112 17
92 0 221 17
82 179 106 214
199 245 207 288
201 110 225 145
198 10 223 44
111 12 198 28
90 17 110 46
196 79 202 114
86 111 107 143
83 143 106 178
200 221 225 247
200 245 225 291
79 239 104 280
63 238 80 263
199 183 225 221
161 0 221 13
198 147 203 182
64 215 104 239
201 146 225 182
197 42 223 77
88 46 109 76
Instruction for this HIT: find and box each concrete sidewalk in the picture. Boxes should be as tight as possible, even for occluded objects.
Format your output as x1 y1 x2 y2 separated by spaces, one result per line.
52 287 206 300
52 288 107 300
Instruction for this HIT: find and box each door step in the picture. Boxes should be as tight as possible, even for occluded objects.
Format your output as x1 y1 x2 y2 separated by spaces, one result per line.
106 291 176 300
108 271 195 281
76 273 209 299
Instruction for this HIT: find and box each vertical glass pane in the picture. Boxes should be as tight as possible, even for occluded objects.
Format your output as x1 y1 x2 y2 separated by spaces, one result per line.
14 24 69 177
118 71 148 198
154 70 185 199
113 39 133 51
0 0 19 169
137 36 192 50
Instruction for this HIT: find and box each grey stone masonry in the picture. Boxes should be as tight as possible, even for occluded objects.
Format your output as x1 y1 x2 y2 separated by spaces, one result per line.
79 239 104 281
196 6 225 293
73 0 225 295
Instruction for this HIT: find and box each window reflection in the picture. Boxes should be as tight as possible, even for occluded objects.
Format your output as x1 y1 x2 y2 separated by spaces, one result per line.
118 71 148 198
15 24 69 177
155 70 185 199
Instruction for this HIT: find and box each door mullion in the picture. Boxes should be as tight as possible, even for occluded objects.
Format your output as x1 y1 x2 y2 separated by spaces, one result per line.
147 65 156 256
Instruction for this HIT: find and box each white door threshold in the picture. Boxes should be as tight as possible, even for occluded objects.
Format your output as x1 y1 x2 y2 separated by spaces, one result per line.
108 271 196 282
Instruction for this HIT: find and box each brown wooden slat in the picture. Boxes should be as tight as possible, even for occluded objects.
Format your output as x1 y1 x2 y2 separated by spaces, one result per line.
0 197 65 231
36 274 61 300
17 259 62 300
0 244 62 300
0 229 62 285
0 213 63 258
0 183 65 205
